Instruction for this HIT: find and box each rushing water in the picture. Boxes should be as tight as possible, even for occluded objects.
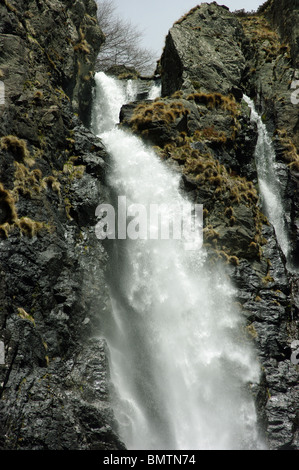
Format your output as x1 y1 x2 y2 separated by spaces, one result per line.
92 72 264 450
243 95 290 260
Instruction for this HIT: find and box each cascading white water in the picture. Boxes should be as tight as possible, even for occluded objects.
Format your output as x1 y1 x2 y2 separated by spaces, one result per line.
92 72 265 450
148 81 161 100
243 96 290 259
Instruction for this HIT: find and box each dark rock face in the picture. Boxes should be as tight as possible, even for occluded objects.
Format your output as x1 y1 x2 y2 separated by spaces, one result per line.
261 0 299 69
160 3 246 98
120 1 299 450
239 4 299 269
1 0 298 451
0 0 124 450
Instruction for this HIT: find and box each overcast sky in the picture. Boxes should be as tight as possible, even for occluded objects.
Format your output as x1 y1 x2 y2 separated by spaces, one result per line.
111 0 267 58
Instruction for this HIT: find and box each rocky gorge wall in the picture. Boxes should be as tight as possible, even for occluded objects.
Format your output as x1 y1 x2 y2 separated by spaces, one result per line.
0 0 124 450
0 0 298 451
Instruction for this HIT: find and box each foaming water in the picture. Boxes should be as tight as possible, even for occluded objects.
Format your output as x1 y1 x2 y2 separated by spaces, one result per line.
92 73 265 450
243 95 290 260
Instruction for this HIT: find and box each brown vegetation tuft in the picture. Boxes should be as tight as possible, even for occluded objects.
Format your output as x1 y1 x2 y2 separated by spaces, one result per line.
129 100 190 133
187 92 239 116
1 135 30 161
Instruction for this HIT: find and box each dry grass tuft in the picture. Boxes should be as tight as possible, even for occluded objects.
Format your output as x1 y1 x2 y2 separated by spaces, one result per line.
1 135 31 162
129 100 190 133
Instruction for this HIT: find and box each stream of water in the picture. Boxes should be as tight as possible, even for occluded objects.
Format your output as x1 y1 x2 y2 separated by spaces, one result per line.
243 95 290 260
91 72 264 450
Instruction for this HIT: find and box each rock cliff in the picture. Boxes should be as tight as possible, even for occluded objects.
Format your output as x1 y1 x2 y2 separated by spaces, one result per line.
0 0 124 450
0 0 298 451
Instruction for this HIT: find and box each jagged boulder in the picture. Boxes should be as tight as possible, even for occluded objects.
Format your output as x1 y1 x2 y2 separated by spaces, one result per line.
160 2 246 98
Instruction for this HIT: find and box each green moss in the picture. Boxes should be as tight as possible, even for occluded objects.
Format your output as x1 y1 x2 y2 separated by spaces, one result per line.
228 255 240 266
17 307 36 326
191 80 201 90
0 183 48 239
63 159 85 180
171 90 184 99
224 206 234 218
55 87 70 102
274 129 299 167
262 271 274 285
203 226 220 243
73 27 91 54
46 52 57 70
18 217 45 238
0 222 11 239
246 323 258 339
64 197 72 220
240 15 282 60
13 162 46 199
44 175 61 194
33 90 44 102
4 0 17 13
74 40 91 54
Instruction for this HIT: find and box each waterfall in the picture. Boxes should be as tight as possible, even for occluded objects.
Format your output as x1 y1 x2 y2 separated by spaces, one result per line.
243 96 290 260
92 72 265 450
148 81 161 100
